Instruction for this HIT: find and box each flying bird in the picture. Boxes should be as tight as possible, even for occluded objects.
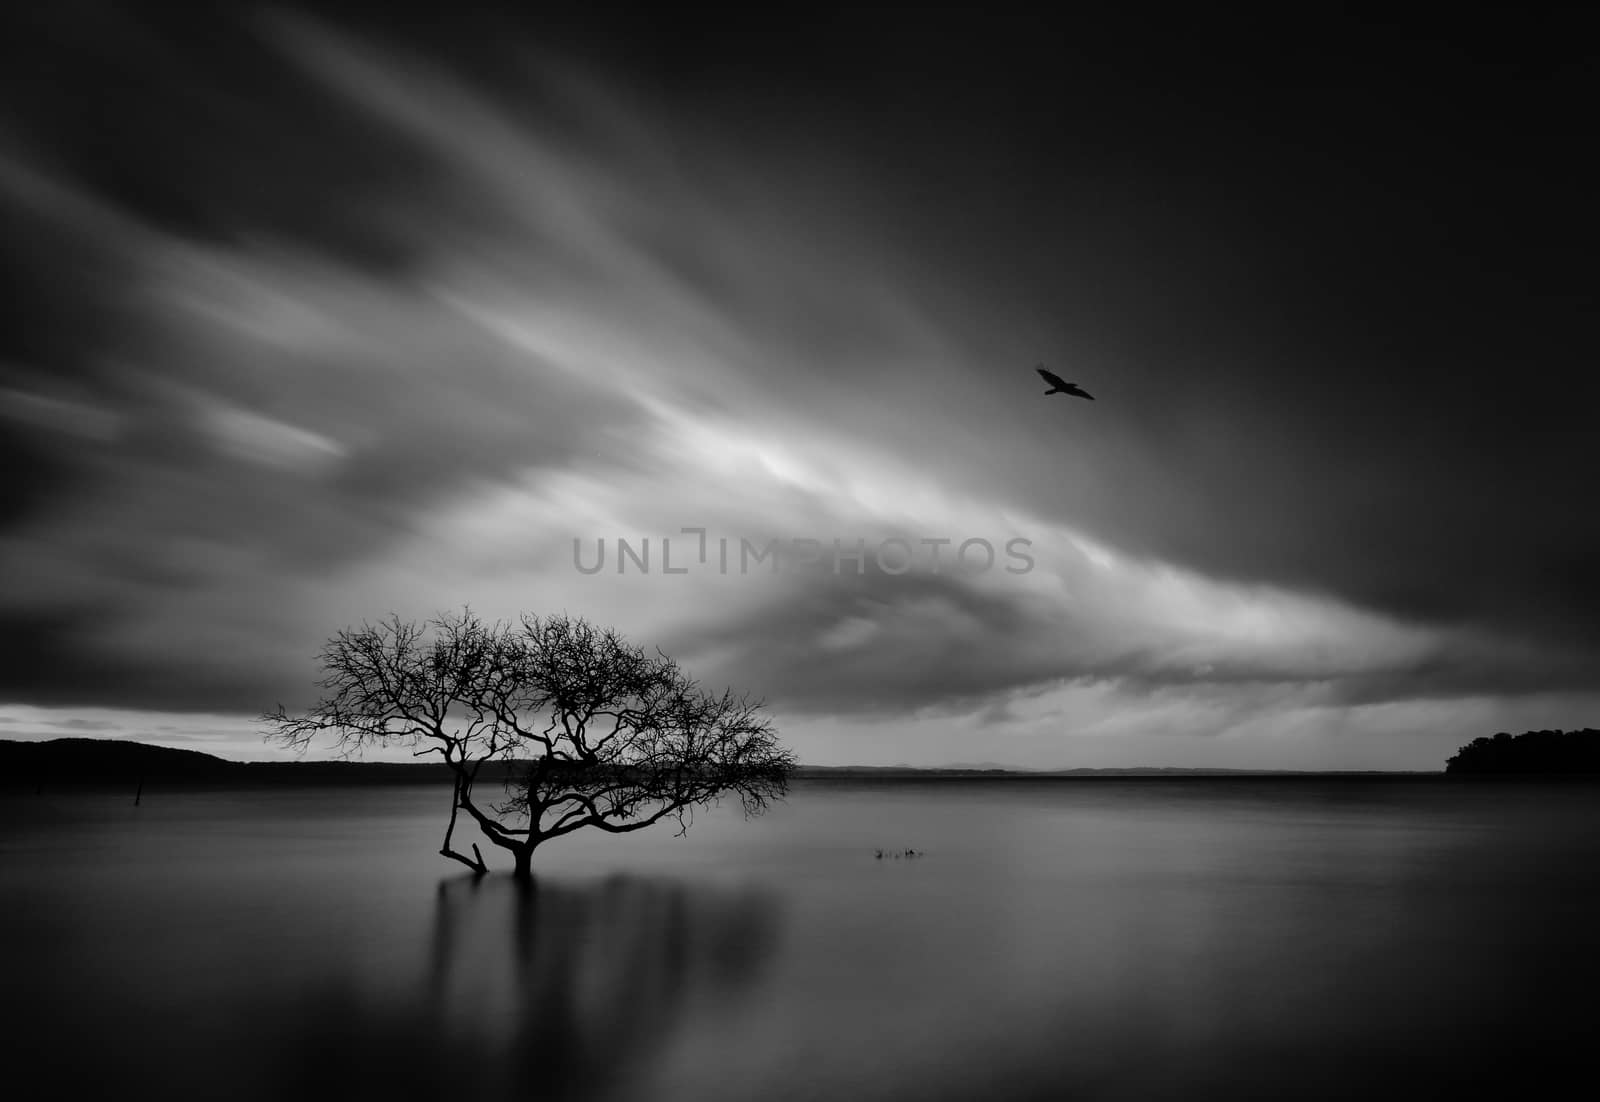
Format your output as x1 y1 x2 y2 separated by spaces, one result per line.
1036 365 1094 400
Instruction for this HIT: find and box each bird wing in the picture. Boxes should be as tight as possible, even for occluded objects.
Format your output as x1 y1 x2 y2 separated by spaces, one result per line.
1035 366 1069 389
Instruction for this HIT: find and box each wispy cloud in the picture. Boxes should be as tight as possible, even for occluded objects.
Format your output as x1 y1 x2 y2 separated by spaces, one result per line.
0 7 1594 767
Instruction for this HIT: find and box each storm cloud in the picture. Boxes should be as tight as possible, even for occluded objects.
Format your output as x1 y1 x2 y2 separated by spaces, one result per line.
1 5 1595 765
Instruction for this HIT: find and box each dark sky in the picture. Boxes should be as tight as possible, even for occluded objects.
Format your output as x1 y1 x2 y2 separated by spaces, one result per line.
1 4 1595 766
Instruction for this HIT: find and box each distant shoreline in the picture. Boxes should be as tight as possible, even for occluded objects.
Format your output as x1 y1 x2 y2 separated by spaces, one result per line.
0 737 1475 789
12 737 1600 788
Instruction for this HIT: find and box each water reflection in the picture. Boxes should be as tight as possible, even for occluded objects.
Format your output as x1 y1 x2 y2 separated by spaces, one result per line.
268 875 778 1102
419 874 782 1100
9 781 1600 1101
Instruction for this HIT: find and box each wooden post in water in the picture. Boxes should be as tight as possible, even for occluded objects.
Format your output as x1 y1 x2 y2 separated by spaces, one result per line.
134 775 143 807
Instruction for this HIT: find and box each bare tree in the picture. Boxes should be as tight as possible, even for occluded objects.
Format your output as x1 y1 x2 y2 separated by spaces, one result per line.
264 610 795 877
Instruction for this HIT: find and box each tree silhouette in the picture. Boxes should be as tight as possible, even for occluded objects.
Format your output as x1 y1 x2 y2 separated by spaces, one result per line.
1445 728 1600 774
265 610 794 876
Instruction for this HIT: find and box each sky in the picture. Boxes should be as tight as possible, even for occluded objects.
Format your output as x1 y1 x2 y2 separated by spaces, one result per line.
1 5 1596 769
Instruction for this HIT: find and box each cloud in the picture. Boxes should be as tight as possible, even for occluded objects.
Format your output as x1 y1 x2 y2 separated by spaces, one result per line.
0 3 1593 767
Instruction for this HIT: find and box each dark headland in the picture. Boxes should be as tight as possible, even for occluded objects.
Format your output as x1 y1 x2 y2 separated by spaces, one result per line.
1445 728 1600 774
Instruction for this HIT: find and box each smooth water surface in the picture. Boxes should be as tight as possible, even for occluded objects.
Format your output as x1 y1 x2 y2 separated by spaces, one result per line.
4 778 1598 1100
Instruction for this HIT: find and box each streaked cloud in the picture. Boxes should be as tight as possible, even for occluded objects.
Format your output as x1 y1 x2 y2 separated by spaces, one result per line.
0 6 1594 766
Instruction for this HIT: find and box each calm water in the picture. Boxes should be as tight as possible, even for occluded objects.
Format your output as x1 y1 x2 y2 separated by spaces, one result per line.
3 778 1598 1100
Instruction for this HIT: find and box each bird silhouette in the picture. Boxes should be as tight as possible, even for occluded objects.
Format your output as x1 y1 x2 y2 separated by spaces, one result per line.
1036 365 1094 400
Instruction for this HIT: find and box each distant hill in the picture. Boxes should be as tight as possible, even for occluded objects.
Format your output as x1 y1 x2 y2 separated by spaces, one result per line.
0 738 237 783
0 738 458 788
1446 729 1600 774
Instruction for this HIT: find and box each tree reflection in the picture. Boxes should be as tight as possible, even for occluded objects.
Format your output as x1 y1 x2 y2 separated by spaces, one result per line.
425 874 782 1099
256 875 782 1102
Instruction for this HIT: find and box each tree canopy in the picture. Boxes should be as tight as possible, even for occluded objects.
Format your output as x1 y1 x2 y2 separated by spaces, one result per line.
1445 728 1600 774
264 610 795 876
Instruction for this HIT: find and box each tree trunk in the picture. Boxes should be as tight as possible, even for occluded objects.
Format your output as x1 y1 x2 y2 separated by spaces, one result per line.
511 842 536 879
